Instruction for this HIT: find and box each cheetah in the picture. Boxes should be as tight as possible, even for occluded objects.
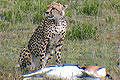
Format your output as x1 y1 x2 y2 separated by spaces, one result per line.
17 2 67 70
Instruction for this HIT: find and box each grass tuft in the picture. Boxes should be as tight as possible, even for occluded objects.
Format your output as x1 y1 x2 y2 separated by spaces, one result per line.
77 0 99 16
66 23 97 40
0 20 10 31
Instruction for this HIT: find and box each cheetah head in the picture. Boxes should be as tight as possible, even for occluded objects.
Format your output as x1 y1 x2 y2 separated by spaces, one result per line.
45 2 67 19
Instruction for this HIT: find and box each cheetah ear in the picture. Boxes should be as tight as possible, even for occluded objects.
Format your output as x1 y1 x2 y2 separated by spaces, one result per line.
63 5 67 10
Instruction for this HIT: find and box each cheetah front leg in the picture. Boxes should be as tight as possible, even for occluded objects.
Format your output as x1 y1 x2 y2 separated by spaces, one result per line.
55 39 64 64
40 48 54 68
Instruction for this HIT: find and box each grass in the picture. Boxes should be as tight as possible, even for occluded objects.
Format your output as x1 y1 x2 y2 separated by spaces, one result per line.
66 23 97 40
0 0 120 79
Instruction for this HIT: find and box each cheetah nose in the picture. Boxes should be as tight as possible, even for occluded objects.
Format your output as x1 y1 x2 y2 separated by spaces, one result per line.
46 12 49 14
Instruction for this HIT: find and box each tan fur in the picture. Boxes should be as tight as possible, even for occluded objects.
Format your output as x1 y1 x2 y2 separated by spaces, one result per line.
47 2 67 12
85 66 102 73
45 2 67 21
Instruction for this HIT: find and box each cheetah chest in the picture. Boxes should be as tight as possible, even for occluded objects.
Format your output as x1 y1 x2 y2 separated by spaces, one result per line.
50 25 66 44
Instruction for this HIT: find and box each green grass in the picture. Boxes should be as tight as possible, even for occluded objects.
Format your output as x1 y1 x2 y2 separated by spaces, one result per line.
66 23 97 40
0 0 120 79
